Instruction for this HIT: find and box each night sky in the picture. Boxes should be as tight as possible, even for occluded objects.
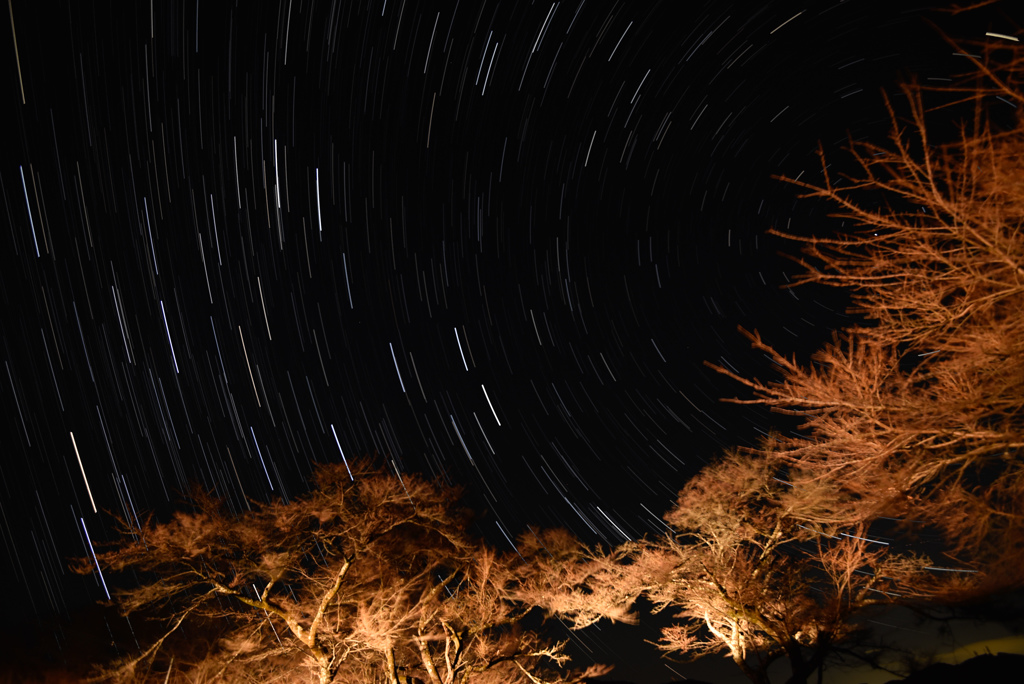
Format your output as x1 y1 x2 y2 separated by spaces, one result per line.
1 1 1012 681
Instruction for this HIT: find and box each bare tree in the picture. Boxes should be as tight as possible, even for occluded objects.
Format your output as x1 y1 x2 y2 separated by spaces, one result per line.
654 450 942 684
73 459 603 684
707 34 1024 588
525 451 932 684
513 527 647 628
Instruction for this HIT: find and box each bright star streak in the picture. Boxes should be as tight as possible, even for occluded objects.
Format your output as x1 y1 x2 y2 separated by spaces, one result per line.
80 518 110 599
70 432 97 513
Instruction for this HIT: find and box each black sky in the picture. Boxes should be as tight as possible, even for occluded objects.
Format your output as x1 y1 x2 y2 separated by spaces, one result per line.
1 1 1013 681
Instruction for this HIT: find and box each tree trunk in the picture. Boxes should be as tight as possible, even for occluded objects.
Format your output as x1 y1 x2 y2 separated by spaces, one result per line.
386 646 400 684
733 653 771 684
785 643 809 684
784 638 829 684
416 636 444 684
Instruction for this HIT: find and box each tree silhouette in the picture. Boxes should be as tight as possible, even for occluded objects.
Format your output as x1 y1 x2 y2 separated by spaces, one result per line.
73 459 605 684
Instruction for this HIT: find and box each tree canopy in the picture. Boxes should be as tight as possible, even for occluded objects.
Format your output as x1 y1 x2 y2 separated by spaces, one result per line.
73 459 606 684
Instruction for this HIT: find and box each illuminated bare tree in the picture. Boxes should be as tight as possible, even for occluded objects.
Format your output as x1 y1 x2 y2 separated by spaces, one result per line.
526 451 931 684
654 450 941 684
708 34 1024 587
73 460 603 684
513 526 666 631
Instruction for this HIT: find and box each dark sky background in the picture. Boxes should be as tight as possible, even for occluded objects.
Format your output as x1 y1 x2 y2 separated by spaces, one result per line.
1 1 1016 682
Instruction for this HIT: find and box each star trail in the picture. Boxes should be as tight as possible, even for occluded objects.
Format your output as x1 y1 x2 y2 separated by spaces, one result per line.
0 0 995 680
